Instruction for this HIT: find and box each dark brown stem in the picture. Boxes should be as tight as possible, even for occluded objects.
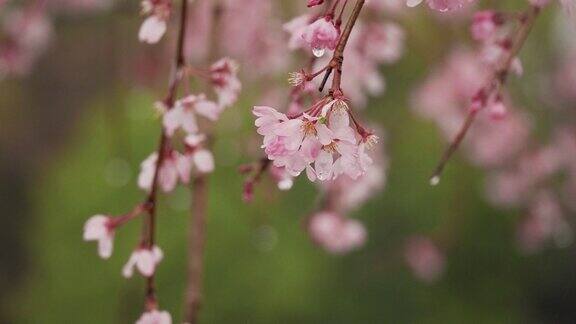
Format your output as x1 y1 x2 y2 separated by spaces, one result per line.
429 5 541 184
318 0 365 93
143 0 190 309
330 0 365 94
184 175 209 324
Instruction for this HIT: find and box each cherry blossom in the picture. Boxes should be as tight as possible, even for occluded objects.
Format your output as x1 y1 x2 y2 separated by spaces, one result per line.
210 58 241 108
308 211 367 254
138 0 171 44
83 215 114 259
404 236 446 283
138 152 179 193
136 309 172 324
302 16 340 57
123 245 164 278
254 99 377 181
162 94 220 136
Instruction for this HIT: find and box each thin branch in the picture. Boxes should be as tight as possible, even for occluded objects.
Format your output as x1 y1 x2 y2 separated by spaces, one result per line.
183 176 209 324
143 0 190 309
429 4 542 184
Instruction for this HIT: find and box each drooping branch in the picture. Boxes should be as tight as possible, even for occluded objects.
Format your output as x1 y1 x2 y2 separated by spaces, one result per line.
429 4 542 185
143 0 190 309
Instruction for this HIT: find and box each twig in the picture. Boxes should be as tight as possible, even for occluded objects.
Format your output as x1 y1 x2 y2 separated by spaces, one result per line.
143 0 190 309
429 4 542 185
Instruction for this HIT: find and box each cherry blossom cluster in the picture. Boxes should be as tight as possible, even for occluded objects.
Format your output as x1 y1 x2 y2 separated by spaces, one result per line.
308 139 387 254
84 1 241 322
255 98 377 182
413 1 576 255
241 0 408 256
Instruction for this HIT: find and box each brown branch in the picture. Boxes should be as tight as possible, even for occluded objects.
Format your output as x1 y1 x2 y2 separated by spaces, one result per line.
330 0 365 94
184 176 209 324
429 4 542 184
318 0 365 93
143 0 190 309
183 1 224 322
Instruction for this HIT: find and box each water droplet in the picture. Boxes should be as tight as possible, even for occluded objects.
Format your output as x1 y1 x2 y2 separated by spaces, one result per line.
312 47 325 58
429 176 440 186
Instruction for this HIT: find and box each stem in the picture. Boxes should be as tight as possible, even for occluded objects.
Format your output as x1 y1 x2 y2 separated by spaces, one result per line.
183 1 223 322
143 0 190 309
429 5 541 183
318 0 365 93
184 175 209 324
330 0 365 94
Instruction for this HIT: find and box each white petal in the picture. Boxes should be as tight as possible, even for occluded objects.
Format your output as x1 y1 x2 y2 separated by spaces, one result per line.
193 149 215 173
138 16 167 44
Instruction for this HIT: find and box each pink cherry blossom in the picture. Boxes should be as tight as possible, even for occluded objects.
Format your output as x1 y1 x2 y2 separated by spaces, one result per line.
254 99 377 182
210 58 241 108
123 245 164 278
308 212 367 254
163 94 221 137
83 215 114 259
404 236 445 283
302 17 340 57
136 309 172 324
137 152 179 193
138 0 171 44
139 16 167 44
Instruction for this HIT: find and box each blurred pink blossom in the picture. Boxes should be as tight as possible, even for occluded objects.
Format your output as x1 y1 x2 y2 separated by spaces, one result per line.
404 236 446 283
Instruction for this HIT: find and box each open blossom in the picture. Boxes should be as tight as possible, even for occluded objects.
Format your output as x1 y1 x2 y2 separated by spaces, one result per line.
406 0 474 11
253 99 376 182
162 94 220 137
138 0 171 44
210 58 241 108
302 17 340 57
308 212 366 254
123 245 164 278
177 134 215 177
136 309 172 324
138 151 180 193
404 236 445 283
83 215 114 259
